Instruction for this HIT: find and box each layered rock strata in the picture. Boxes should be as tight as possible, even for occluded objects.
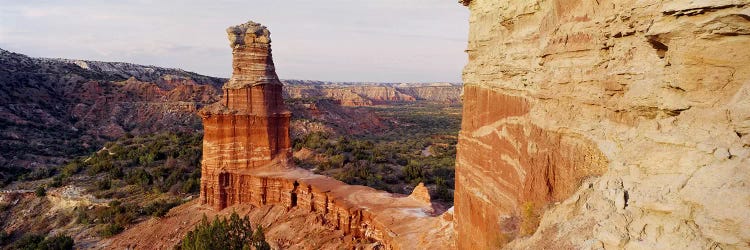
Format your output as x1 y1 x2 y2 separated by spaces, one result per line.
193 166 452 248
199 21 292 210
282 82 463 106
456 0 750 249
107 176 455 249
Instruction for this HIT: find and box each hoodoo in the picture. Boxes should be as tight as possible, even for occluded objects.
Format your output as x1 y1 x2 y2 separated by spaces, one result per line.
180 21 455 249
199 21 292 210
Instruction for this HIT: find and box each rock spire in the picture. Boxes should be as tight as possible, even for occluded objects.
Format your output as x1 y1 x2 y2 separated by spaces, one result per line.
224 21 280 89
199 20 291 210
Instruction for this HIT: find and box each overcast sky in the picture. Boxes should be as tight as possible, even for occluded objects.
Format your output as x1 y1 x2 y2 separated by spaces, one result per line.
0 0 469 82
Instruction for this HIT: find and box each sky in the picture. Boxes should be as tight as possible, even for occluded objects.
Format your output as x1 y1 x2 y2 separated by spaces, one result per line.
0 0 469 82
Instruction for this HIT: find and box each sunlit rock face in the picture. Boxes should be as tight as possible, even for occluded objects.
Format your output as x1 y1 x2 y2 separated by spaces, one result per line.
455 82 608 249
199 21 292 210
456 0 750 249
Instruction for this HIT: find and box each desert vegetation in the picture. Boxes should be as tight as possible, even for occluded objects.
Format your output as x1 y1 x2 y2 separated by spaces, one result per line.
179 212 269 250
61 132 200 237
0 132 202 246
292 102 460 202
7 234 73 250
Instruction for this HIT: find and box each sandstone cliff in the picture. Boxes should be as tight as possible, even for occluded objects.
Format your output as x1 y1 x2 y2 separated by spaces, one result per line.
456 0 750 249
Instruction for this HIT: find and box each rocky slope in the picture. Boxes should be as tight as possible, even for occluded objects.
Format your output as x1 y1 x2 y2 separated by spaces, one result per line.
287 99 386 136
456 0 750 249
0 48 223 176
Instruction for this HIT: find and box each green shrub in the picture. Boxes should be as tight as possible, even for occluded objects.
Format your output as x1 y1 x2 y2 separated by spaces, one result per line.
100 223 124 237
402 164 423 182
39 235 74 250
60 160 83 178
11 234 73 250
96 179 111 190
181 178 199 194
35 186 46 197
125 169 151 187
109 167 124 179
20 167 53 181
329 154 345 168
86 156 114 176
433 177 453 201
49 175 63 188
13 234 44 250
114 211 135 226
180 212 269 250
0 231 9 246
252 225 271 250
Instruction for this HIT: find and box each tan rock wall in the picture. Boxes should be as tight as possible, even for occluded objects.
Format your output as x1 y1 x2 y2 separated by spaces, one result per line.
457 0 750 249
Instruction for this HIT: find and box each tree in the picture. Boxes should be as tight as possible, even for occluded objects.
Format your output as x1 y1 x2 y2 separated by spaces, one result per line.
329 154 345 168
180 212 268 250
252 225 270 250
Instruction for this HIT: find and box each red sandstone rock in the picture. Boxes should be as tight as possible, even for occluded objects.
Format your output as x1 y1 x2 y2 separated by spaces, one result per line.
199 21 292 211
454 85 607 248
409 182 431 205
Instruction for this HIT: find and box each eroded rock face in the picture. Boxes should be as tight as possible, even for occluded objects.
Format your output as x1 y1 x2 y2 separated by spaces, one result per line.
456 85 608 248
199 21 292 210
456 0 750 249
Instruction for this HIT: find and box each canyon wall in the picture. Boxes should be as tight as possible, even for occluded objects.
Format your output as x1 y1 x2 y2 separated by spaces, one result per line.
283 82 463 106
456 0 750 249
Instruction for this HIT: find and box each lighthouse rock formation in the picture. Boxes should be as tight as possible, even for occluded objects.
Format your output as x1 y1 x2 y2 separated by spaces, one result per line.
456 0 750 249
189 21 455 249
199 21 292 210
